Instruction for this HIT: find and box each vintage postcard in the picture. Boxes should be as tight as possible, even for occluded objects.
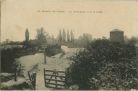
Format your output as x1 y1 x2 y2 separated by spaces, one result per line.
0 0 138 90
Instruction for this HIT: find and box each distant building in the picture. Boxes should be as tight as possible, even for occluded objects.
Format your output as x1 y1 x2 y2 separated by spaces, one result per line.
110 29 124 43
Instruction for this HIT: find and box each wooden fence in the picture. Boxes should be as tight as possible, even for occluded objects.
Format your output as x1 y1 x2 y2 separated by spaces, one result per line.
28 71 36 90
44 69 66 89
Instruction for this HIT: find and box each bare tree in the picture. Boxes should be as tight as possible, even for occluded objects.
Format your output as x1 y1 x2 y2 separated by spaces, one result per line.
36 27 48 45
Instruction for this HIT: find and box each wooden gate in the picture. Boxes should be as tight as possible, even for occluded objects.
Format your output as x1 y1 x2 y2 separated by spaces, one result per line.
28 71 36 90
44 68 66 89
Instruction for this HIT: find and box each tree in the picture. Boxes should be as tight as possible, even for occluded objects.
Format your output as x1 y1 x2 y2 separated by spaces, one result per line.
67 30 70 42
25 28 29 42
36 27 48 45
128 37 137 45
62 29 66 43
70 30 74 42
76 33 92 47
24 28 29 47
82 33 92 44
66 39 138 90
57 29 62 44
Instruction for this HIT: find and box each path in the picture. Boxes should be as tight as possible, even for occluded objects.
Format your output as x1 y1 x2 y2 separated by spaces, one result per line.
35 64 48 90
35 55 72 89
16 46 81 90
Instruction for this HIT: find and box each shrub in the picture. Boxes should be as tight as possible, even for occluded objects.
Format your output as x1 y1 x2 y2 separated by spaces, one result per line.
45 44 62 56
1 48 24 72
65 39 138 90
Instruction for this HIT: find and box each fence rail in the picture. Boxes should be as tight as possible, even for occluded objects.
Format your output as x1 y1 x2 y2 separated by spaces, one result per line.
44 69 66 73
45 85 64 89
45 79 65 82
44 74 65 78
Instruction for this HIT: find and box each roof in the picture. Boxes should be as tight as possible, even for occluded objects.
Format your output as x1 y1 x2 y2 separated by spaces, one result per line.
110 29 124 33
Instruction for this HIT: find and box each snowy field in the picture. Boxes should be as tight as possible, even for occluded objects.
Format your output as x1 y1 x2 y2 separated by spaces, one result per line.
14 46 80 90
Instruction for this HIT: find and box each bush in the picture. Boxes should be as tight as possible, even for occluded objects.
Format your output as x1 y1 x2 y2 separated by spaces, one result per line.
45 44 62 56
65 39 138 90
1 48 24 73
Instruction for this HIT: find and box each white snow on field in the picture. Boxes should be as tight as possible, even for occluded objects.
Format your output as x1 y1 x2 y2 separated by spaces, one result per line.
2 77 26 87
15 53 44 77
61 45 83 59
0 73 14 77
61 46 81 54
15 46 81 90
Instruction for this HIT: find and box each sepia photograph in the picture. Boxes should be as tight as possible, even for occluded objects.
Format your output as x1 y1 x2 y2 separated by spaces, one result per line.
0 0 138 90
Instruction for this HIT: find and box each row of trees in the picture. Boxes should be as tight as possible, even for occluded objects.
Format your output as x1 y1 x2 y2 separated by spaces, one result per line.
57 29 75 44
28 28 75 46
34 28 92 48
57 29 93 47
4 27 138 49
2 27 93 48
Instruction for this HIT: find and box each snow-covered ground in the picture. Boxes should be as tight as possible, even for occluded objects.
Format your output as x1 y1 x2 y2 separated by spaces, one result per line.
15 53 44 78
0 73 14 77
15 46 80 90
2 77 26 87
1 73 27 89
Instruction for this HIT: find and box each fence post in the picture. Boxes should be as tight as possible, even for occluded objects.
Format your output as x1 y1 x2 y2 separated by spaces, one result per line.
14 71 17 81
32 72 36 90
44 68 46 86
44 48 47 64
17 64 21 76
28 71 31 81
55 71 58 88
14 68 17 81
28 71 36 90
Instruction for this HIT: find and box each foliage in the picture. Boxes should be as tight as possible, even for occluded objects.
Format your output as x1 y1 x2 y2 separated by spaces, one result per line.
45 44 62 56
74 33 92 48
36 27 48 45
25 28 29 42
1 47 37 72
70 30 74 42
65 39 138 90
57 30 63 44
1 48 24 72
57 29 75 46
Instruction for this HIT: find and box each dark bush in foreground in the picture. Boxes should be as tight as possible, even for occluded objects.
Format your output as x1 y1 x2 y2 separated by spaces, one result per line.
1 47 36 73
65 39 138 90
1 48 24 72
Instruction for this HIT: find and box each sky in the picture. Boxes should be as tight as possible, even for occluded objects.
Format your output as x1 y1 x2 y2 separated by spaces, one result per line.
1 0 138 41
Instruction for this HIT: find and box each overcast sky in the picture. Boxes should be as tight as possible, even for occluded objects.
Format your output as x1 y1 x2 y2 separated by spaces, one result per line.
1 0 138 41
